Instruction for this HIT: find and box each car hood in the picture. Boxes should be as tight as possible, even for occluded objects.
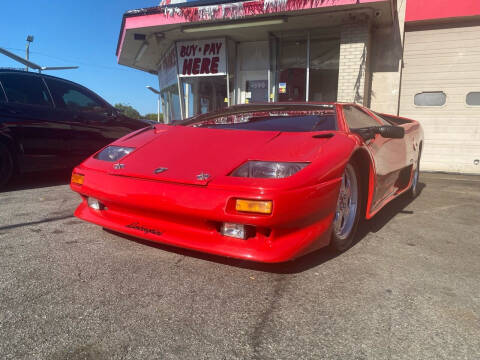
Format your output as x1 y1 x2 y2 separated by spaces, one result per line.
107 125 334 186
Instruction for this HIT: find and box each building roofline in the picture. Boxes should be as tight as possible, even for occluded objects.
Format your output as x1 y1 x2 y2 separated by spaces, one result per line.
116 2 237 56
116 0 390 57
116 15 127 57
116 4 178 56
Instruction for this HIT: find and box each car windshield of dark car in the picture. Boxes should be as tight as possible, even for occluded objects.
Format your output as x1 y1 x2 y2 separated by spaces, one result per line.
188 110 337 132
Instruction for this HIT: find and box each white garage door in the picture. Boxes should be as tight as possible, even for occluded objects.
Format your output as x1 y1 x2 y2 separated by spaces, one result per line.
399 23 480 174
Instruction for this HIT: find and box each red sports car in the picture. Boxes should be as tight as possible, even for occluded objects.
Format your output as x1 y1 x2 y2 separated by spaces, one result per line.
70 103 423 263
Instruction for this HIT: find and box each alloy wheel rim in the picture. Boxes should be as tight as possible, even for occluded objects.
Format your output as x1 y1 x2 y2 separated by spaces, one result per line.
333 164 358 240
412 164 419 192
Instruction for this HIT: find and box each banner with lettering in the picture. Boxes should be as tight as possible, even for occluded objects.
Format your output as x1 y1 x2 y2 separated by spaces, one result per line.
176 38 227 77
158 45 178 90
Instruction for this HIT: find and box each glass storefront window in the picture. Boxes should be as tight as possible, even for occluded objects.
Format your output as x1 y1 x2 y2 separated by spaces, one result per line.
272 29 340 103
309 37 340 102
237 41 269 104
228 38 236 105
161 84 181 122
246 80 268 103
277 32 308 102
158 32 341 120
182 76 228 117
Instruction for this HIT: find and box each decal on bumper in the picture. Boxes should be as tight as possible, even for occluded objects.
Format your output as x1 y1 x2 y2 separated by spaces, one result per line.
126 222 162 236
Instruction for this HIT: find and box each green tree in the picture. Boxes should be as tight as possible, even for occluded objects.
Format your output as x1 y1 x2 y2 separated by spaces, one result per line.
143 113 163 123
114 103 141 119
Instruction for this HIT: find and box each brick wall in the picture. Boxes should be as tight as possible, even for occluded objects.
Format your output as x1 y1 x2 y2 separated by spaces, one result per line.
337 23 371 104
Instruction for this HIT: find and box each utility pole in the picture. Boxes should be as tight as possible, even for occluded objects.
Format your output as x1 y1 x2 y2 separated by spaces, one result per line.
25 35 34 72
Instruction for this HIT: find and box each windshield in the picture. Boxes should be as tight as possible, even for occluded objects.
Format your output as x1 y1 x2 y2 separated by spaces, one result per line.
185 109 337 132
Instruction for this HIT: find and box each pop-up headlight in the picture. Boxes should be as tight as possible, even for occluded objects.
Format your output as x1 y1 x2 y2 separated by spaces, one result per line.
231 161 309 179
95 146 135 162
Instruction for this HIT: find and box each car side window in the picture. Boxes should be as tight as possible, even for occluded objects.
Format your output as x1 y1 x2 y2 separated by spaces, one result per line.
0 73 52 107
45 78 106 113
372 111 394 125
343 105 380 129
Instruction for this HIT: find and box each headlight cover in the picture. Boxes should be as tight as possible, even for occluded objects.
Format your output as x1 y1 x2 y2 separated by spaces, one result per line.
94 146 135 162
230 161 309 179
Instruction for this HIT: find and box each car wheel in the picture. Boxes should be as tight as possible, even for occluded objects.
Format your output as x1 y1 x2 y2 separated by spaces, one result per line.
408 150 421 198
330 162 361 252
0 142 14 189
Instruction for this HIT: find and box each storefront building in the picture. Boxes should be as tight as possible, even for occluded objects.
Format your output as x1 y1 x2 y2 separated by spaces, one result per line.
116 0 399 120
116 0 480 174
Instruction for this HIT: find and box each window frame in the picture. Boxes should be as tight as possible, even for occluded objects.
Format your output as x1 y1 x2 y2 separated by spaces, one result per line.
0 72 53 108
44 76 109 114
372 111 411 125
371 111 393 126
466 91 480 107
414 91 447 107
342 105 382 131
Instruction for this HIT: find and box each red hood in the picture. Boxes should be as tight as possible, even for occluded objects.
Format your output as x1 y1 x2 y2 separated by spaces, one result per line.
93 125 336 186
111 126 281 185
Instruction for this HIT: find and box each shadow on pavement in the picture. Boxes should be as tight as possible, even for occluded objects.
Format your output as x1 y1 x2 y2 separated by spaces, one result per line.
356 182 426 238
106 182 427 275
1 169 72 193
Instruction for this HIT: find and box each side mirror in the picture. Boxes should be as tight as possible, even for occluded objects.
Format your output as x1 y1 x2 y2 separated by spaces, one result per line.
351 128 375 141
352 126 405 141
375 125 405 139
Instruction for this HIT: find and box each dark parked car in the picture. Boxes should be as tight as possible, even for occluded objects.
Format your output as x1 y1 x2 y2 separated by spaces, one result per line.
0 69 150 187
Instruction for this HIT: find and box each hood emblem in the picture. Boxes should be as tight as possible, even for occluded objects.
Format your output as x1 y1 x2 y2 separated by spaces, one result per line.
154 167 168 174
196 172 211 181
113 163 125 170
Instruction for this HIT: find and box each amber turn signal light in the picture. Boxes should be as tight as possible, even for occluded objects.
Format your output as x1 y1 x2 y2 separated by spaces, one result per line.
71 173 84 185
235 199 272 214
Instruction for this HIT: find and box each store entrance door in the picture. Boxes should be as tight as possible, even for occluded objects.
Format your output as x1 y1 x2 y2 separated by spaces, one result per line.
277 36 307 102
182 76 228 117
274 30 340 103
246 80 268 103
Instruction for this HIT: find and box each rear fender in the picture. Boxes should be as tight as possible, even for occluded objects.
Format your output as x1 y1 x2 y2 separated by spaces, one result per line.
348 147 376 219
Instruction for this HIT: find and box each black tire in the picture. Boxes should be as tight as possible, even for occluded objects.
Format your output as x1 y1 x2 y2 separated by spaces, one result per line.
407 148 421 198
0 142 14 189
329 161 363 252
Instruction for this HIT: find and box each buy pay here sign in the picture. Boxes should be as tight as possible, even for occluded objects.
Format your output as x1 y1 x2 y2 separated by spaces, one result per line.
176 38 226 77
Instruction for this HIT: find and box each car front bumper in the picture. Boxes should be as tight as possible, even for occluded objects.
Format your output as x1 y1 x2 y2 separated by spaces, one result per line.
71 167 341 263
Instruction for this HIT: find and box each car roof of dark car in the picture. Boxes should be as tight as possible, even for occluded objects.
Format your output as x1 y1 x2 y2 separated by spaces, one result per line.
0 68 83 86
0 68 110 107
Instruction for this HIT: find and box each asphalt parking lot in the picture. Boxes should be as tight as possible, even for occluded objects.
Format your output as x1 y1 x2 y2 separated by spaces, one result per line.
0 172 479 360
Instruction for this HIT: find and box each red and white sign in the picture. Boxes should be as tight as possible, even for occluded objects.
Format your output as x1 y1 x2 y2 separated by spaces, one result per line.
158 45 178 90
176 38 226 77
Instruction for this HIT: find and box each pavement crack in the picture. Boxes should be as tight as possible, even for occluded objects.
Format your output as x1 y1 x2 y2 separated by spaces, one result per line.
174 256 185 266
250 275 289 360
